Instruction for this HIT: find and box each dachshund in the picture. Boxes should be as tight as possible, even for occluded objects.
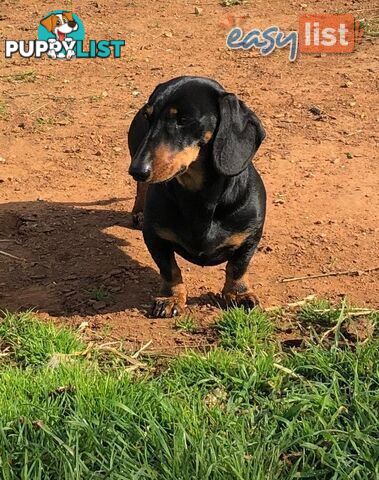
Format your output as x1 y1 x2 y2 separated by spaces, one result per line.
128 76 266 318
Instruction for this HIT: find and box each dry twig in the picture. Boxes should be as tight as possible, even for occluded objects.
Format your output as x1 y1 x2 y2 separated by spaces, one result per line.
132 340 153 359
0 250 26 262
265 295 316 312
281 266 379 283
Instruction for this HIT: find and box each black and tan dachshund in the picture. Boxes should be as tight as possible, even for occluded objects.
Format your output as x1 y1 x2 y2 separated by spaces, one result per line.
128 76 266 318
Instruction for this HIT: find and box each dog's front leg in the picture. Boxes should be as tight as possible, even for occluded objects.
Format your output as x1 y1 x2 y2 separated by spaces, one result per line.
144 231 187 318
222 239 261 309
132 182 148 230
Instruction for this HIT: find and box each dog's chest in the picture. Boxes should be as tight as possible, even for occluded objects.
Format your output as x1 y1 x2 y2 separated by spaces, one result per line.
157 220 249 258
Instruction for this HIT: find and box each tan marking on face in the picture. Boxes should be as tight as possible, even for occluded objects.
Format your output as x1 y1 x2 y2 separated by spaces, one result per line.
150 144 200 182
176 158 204 191
169 107 178 115
220 231 251 249
203 131 213 143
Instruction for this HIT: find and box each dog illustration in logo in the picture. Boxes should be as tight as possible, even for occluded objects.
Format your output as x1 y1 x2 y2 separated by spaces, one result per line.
40 11 78 59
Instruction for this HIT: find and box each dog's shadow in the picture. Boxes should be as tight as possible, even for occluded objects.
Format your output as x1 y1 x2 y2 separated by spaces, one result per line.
0 198 162 317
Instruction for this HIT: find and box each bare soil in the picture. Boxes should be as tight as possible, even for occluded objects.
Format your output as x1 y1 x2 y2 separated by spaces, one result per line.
0 0 378 351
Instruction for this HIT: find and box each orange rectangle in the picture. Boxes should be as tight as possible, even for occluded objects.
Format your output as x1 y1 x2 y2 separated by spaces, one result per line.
299 14 355 53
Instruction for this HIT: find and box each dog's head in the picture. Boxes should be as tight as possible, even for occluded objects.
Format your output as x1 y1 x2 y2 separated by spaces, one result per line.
40 11 78 41
128 76 265 183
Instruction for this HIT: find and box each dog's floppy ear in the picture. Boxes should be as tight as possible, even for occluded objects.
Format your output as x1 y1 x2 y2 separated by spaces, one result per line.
64 11 74 21
40 14 56 32
212 93 265 176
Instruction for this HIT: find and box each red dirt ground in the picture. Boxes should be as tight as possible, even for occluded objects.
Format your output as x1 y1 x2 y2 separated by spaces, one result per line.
0 0 378 351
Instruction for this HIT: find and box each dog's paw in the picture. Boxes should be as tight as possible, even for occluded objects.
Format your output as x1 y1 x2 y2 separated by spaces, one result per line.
132 212 144 230
223 291 260 310
152 296 185 318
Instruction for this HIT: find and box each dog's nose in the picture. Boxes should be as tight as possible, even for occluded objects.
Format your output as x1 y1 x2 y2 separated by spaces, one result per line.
68 20 76 28
129 164 151 182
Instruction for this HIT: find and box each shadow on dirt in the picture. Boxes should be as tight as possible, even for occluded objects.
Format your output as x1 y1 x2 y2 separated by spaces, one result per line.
0 198 163 317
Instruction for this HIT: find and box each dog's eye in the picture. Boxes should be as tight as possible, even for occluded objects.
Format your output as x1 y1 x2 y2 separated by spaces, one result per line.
56 19 62 25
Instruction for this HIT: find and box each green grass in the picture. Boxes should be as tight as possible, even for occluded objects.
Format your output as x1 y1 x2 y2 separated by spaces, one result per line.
89 286 109 301
7 70 36 83
221 0 247 6
0 305 378 479
88 94 105 103
359 17 379 37
175 314 198 332
0 100 7 119
35 117 55 127
298 298 342 327
0 311 83 368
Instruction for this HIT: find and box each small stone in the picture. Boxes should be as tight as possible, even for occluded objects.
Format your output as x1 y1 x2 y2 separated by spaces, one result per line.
94 150 102 156
93 301 106 311
110 286 122 293
349 101 356 107
0 156 6 164
309 105 322 116
132 90 140 97
194 6 202 15
163 31 173 38
109 268 123 275
113 146 122 152
56 119 70 125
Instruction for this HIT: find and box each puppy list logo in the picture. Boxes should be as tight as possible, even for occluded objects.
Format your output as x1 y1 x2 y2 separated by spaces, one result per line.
4 10 125 60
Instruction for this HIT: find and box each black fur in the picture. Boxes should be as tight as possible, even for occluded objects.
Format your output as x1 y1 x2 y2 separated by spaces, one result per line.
128 76 266 317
